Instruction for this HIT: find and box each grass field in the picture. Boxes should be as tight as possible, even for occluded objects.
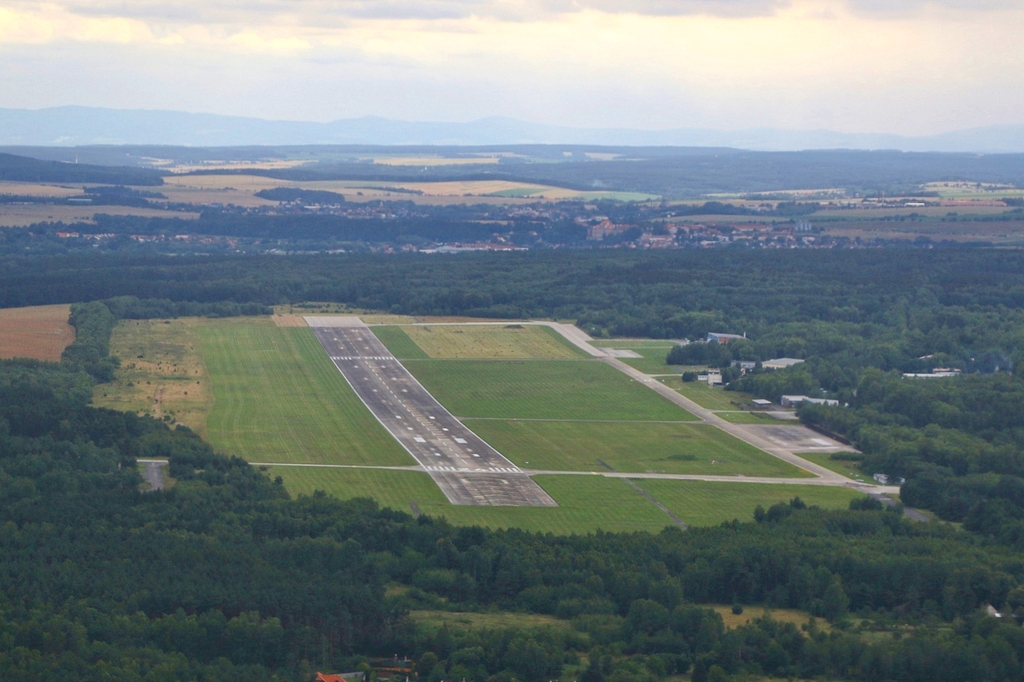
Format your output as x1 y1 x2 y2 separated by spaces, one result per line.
371 326 429 359
405 359 698 421
639 480 865 526
0 304 74 361
200 323 413 466
589 340 688 374
796 451 870 483
464 420 807 477
658 377 754 410
621 348 678 374
396 324 587 360
271 467 675 534
92 318 213 433
710 605 825 631
271 467 861 532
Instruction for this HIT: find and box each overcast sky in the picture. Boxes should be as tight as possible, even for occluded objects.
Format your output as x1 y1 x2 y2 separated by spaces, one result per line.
1 0 1022 135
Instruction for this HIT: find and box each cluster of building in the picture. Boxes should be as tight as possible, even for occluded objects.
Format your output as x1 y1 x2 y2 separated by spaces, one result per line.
583 219 829 249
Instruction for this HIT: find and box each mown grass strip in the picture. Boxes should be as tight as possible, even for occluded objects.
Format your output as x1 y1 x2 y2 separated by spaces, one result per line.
639 480 866 526
405 359 698 421
464 419 809 477
400 324 587 360
201 324 412 465
371 325 429 359
272 467 675 534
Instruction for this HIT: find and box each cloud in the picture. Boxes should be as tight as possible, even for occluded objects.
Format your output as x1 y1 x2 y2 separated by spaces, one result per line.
0 0 1022 136
4 0 1019 31
6 0 794 25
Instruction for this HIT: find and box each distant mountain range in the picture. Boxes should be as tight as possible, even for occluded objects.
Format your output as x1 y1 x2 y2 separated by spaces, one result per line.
1 106 1023 153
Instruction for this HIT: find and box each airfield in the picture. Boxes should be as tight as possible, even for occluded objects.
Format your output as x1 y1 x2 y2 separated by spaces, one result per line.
306 316 556 507
85 311 892 533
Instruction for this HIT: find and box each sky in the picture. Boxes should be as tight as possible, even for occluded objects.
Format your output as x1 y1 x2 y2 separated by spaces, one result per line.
1 0 1022 135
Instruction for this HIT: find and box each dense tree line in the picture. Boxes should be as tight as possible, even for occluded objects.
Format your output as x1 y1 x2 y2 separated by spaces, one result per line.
255 188 347 204
797 370 1024 533
0 249 1022 325
0 152 164 185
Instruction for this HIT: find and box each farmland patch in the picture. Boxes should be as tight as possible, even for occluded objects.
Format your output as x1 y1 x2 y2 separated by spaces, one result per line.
0 304 74 362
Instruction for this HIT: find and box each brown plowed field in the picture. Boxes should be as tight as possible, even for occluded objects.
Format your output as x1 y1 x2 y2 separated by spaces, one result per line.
0 305 75 361
273 315 308 327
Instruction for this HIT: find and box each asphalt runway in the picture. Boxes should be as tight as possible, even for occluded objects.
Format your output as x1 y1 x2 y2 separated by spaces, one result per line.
306 317 557 507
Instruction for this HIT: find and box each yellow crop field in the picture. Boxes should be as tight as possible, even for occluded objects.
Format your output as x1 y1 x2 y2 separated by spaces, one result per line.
0 305 74 361
0 181 85 198
0 205 200 227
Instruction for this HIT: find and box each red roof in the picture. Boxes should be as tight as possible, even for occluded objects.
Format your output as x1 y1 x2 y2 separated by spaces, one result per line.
317 675 346 682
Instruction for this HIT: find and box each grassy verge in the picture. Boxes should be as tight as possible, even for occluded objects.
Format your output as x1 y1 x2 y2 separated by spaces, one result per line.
796 451 872 484
272 467 675 534
465 419 808 477
658 376 756 411
399 324 588 359
405 359 698 421
371 325 429 359
591 340 679 374
639 480 865 526
201 324 412 465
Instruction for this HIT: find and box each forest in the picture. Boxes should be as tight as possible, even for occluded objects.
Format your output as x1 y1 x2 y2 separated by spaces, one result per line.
2 248 1024 679
0 152 164 185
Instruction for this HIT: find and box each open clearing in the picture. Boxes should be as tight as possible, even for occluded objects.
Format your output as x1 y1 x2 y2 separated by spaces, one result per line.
409 610 571 634
463 420 809 477
710 605 826 631
404 359 699 421
394 324 587 360
271 468 673 534
200 322 412 466
639 480 863 526
92 318 213 433
0 304 74 361
91 316 867 534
